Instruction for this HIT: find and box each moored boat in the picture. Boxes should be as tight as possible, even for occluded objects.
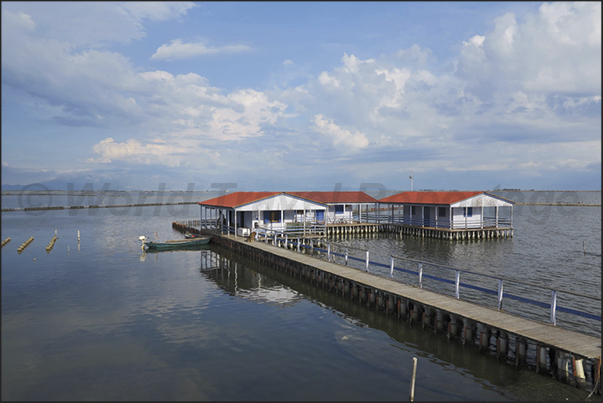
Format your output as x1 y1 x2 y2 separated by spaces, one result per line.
139 235 211 250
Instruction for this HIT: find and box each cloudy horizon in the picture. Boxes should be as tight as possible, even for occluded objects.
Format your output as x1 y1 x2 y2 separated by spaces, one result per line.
1 2 601 192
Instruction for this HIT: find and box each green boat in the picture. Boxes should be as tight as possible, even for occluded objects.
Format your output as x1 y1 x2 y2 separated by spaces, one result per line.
140 235 211 251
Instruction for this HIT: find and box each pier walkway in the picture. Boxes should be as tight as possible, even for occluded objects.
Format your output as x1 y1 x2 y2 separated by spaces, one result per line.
172 222 601 394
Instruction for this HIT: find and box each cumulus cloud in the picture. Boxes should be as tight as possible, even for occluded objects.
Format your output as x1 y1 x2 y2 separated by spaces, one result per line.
312 115 369 151
457 2 601 96
151 39 253 61
1 2 600 190
89 138 188 167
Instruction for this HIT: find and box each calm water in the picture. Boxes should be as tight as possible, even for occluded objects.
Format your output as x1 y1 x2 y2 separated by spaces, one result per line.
1 191 601 401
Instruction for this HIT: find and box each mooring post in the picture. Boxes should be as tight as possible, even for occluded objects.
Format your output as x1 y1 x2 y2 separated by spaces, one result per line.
497 279 504 310
455 271 460 299
550 290 557 326
418 263 423 288
297 237 300 252
345 247 348 266
409 357 418 401
365 250 369 272
390 256 394 278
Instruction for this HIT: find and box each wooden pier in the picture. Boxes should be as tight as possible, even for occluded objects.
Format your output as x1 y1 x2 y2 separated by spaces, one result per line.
378 223 513 240
324 222 512 240
172 222 600 394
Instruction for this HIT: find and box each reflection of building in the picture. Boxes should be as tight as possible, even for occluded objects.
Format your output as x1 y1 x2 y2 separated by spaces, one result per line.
199 247 301 307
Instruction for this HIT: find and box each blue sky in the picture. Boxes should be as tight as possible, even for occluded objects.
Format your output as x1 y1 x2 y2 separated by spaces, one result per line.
1 1 600 191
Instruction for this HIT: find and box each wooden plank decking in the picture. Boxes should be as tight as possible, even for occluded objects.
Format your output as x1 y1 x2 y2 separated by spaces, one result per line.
230 234 600 360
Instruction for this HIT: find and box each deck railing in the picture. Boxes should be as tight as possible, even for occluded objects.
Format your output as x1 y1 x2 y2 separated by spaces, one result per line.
253 232 600 338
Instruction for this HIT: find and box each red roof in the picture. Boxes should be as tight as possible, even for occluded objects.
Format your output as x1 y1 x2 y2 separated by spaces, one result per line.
198 191 378 208
378 191 483 205
288 191 377 204
198 191 281 208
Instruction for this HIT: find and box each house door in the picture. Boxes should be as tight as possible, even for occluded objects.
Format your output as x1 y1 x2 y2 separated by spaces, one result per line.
423 207 430 226
316 210 324 223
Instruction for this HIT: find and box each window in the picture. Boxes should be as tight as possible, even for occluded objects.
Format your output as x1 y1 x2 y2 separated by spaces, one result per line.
335 205 344 214
263 211 281 223
463 207 473 217
411 206 416 215
438 207 446 217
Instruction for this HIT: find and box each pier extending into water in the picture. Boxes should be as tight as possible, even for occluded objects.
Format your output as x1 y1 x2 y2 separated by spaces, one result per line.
327 222 513 240
173 221 601 395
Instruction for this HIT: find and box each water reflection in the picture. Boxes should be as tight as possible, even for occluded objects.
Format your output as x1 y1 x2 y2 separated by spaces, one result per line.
199 247 302 307
201 244 596 401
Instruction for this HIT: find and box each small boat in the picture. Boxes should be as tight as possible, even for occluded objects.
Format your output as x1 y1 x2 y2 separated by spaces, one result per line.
139 235 211 251
184 232 200 239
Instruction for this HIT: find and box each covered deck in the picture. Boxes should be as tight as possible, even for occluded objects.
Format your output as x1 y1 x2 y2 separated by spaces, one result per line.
377 191 515 239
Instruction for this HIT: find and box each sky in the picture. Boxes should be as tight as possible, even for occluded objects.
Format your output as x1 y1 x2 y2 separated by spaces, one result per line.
1 1 601 192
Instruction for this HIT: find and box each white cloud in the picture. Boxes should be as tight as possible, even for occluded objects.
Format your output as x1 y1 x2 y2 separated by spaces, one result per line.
457 2 601 95
312 115 369 151
1 2 599 190
395 44 434 67
151 39 253 60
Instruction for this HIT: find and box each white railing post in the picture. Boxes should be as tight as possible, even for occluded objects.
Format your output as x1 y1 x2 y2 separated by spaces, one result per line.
297 237 300 252
274 232 277 245
419 263 423 288
455 271 460 299
497 279 503 310
365 250 369 272
550 290 557 326
285 233 288 248
345 247 349 266
390 256 394 278
327 242 331 261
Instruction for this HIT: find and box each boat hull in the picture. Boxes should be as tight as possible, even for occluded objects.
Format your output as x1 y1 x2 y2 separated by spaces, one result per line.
144 236 211 250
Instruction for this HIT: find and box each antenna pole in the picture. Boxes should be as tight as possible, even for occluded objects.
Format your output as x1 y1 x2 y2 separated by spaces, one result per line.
409 171 414 191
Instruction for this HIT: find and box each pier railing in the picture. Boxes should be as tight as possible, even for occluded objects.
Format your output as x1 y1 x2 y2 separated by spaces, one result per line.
359 212 512 229
252 231 600 337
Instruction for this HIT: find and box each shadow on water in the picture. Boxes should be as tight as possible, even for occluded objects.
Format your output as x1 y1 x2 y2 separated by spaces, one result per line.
199 243 598 401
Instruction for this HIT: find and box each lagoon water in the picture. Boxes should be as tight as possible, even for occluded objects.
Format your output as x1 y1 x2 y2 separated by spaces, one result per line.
1 191 600 401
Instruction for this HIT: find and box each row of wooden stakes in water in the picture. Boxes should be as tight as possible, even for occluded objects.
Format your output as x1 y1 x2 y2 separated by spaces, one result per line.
45 235 58 253
1 231 79 254
17 237 34 254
